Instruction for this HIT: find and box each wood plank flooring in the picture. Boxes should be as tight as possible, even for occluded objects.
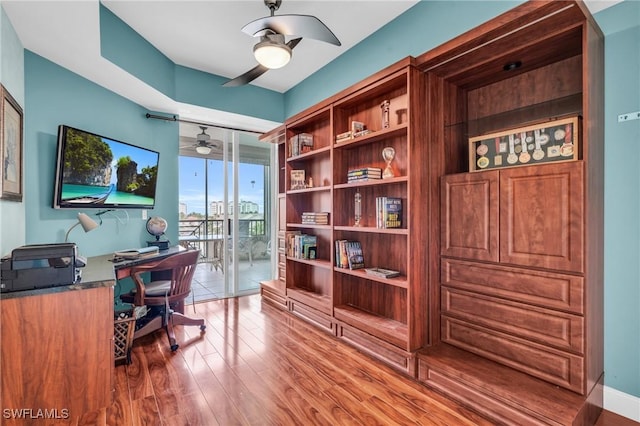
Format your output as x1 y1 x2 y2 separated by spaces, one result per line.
61 294 634 426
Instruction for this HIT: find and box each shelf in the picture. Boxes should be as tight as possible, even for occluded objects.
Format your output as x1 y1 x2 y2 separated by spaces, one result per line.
287 185 331 195
334 267 408 289
446 94 583 139
287 287 331 313
334 304 408 348
334 225 408 235
334 176 407 190
333 125 408 150
287 223 332 231
287 145 331 162
287 257 333 270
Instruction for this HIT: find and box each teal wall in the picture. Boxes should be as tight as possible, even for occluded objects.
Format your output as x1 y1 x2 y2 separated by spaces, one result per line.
597 1 640 398
1 0 638 401
0 7 25 257
100 4 285 123
284 1 522 116
23 52 179 257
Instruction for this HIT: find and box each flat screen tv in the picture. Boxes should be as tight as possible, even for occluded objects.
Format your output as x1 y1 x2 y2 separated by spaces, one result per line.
53 125 160 209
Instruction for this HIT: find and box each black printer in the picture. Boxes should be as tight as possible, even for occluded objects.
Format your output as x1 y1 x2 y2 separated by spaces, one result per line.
0 243 85 293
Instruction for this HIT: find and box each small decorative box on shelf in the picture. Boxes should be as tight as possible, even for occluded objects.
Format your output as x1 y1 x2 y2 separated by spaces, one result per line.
469 116 579 172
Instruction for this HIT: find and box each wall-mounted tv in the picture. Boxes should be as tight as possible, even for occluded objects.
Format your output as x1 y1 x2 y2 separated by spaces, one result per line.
53 125 160 209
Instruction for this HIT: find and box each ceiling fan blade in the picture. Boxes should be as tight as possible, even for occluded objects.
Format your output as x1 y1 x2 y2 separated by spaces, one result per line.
287 37 302 49
242 15 341 46
222 63 270 87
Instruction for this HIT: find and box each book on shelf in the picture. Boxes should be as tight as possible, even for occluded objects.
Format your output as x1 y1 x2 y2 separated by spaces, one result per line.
335 240 364 269
346 241 365 270
364 267 400 279
335 240 348 268
301 212 329 225
290 169 306 190
285 230 302 257
376 197 403 228
347 167 382 182
289 133 314 157
348 167 382 176
336 131 352 143
288 233 317 260
353 129 372 138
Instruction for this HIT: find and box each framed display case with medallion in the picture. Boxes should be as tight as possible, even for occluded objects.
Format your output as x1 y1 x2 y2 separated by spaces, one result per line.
469 116 579 172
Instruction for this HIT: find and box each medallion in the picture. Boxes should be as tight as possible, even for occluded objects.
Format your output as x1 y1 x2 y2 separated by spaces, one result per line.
518 132 530 163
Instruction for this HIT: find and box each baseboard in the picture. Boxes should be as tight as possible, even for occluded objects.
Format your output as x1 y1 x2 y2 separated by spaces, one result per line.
604 386 640 422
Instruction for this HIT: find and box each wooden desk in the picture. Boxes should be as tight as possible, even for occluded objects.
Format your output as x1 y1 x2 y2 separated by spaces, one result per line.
0 247 186 423
0 255 116 423
109 245 185 280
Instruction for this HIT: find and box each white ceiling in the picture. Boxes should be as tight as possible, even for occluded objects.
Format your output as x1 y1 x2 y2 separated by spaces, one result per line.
2 0 622 139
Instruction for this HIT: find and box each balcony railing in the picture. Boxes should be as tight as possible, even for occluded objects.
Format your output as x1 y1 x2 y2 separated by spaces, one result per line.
179 218 265 238
178 219 269 264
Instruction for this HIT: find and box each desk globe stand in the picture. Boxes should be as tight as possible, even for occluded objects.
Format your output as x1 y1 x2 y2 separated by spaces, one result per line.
146 216 171 250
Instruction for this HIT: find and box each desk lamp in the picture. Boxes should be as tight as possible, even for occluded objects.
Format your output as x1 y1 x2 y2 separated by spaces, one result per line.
64 212 99 242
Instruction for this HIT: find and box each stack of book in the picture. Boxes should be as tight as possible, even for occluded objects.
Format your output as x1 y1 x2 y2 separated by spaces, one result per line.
347 167 382 182
353 129 372 138
364 267 400 278
301 212 329 225
289 133 314 157
335 240 365 270
286 232 317 260
335 131 352 143
376 197 403 228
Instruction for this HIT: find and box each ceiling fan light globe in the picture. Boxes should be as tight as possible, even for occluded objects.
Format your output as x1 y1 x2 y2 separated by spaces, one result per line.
196 145 211 155
253 41 291 69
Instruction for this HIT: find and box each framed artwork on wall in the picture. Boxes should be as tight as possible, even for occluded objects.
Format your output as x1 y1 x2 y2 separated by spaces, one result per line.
0 84 23 202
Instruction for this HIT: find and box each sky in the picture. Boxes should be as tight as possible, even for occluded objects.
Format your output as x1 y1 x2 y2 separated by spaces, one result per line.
104 137 159 185
179 156 266 215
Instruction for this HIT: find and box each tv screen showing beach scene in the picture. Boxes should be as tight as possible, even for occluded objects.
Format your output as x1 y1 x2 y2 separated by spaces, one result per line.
53 125 160 209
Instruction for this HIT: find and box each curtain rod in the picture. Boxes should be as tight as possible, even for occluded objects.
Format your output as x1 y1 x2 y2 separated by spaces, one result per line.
145 113 265 136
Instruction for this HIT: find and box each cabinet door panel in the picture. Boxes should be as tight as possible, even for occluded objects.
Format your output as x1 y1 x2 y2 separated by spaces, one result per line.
441 316 584 393
441 258 584 313
500 162 583 272
442 286 584 353
441 171 499 262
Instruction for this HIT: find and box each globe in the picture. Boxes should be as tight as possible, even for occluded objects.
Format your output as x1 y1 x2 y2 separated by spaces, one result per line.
146 216 168 240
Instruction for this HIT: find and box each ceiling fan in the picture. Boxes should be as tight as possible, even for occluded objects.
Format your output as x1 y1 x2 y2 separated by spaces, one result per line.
223 0 341 87
190 127 222 155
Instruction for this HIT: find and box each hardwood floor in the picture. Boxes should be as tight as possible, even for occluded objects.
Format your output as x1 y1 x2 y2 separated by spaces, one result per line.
63 295 634 426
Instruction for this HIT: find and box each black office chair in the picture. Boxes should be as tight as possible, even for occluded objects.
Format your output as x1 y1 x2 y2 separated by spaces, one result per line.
120 250 205 351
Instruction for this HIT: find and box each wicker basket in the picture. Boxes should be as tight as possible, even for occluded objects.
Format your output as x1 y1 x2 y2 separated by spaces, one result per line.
114 305 135 364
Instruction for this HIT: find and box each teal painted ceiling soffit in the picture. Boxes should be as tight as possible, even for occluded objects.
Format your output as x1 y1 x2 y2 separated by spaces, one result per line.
98 4 285 123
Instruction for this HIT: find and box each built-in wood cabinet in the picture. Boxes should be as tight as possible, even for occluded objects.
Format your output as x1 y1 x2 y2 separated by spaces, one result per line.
262 1 603 424
417 1 603 424
440 162 587 393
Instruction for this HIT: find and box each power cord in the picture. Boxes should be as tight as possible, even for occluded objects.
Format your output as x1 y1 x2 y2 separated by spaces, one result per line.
95 209 130 226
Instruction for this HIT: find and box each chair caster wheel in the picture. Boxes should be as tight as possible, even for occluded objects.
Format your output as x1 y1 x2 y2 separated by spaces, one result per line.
200 325 206 331
170 344 179 352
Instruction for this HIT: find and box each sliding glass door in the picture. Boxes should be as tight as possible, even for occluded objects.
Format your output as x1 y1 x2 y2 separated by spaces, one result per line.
178 125 273 301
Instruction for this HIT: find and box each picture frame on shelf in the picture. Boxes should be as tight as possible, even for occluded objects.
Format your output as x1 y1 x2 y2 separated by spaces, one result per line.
469 116 579 172
0 84 23 202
